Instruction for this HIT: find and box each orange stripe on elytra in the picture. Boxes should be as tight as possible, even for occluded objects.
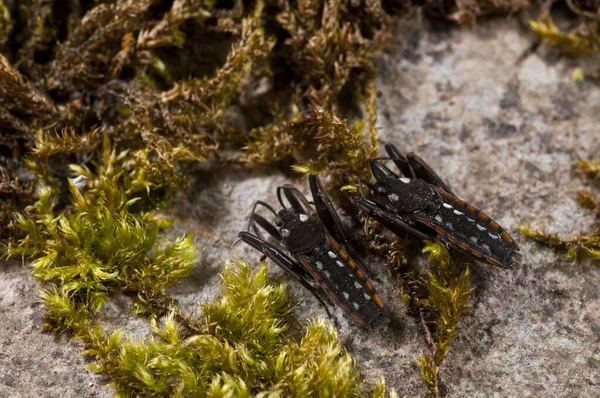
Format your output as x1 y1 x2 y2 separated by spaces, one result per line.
470 249 484 258
352 313 366 326
338 249 348 260
299 258 321 280
372 294 384 308
488 220 500 230
327 235 340 251
500 231 514 244
436 187 454 201
485 256 502 267
417 216 434 228
454 198 466 207
435 187 467 208
477 212 490 222
443 232 457 244
365 281 373 290
356 270 364 279
347 260 357 269
465 204 478 214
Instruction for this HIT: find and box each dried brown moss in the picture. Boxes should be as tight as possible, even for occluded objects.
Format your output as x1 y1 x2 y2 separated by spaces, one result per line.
422 0 530 24
0 0 406 395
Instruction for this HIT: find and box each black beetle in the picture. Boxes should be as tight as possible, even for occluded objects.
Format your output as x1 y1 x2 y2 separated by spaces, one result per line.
352 143 521 269
239 174 386 327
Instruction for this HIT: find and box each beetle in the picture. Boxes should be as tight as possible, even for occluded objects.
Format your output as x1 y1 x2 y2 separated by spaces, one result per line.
351 143 521 269
238 174 386 327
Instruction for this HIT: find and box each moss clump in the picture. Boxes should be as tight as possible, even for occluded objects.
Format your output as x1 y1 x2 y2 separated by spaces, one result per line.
23 253 397 396
0 0 406 394
244 100 379 193
414 242 473 397
422 0 530 24
9 169 196 324
238 0 392 190
520 159 600 261
8 134 395 395
366 234 472 397
529 2 600 54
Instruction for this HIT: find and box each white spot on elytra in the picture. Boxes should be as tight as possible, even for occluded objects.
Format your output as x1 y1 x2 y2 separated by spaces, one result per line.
489 232 499 240
343 292 350 299
281 229 290 238
354 281 362 289
299 214 309 222
467 218 475 223
476 224 486 231
399 178 410 183
324 271 331 278
443 203 453 209
336 260 345 267
446 222 453 229
316 261 323 270
482 244 491 252
388 193 399 202
454 209 463 215
352 302 360 310
363 292 370 300
328 251 336 258
435 215 443 223
470 236 478 243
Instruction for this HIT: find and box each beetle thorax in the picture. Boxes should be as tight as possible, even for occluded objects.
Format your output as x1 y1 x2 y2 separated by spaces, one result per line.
376 177 435 213
276 208 325 253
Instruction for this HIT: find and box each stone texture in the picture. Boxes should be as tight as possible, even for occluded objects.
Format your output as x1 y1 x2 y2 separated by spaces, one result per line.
1 16 600 397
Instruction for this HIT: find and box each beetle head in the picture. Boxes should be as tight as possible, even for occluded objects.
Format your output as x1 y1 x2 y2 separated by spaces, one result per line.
374 177 435 214
275 208 323 253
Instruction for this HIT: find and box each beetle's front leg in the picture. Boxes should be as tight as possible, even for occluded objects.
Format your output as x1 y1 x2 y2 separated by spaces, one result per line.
385 143 455 195
351 196 431 241
238 232 335 319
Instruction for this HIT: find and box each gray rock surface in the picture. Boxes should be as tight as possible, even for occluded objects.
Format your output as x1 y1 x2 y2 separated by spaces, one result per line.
1 16 600 398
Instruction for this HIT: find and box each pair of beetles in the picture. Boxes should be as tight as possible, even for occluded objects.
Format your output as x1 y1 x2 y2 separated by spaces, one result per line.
238 144 521 327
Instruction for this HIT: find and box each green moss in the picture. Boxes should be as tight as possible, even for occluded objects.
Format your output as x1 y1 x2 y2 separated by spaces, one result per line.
7 131 395 395
520 159 600 261
5 0 593 396
359 222 473 397
415 241 473 397
0 0 11 45
11 180 195 321
16 236 397 396
530 19 600 54
529 1 600 55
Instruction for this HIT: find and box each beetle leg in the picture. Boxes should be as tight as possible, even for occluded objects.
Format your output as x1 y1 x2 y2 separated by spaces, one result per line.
309 174 377 279
358 179 376 196
238 232 335 319
383 143 413 178
406 152 455 195
249 213 282 241
385 143 455 194
247 200 281 241
352 196 431 241
309 175 350 250
370 159 398 181
276 185 314 215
